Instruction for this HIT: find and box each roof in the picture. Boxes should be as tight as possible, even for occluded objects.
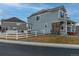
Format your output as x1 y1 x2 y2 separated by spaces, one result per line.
28 6 66 18
67 17 76 24
67 20 76 24
2 17 26 23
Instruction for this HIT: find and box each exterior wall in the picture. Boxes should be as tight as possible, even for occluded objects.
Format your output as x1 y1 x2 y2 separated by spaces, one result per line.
28 9 71 35
28 10 60 34
51 22 61 34
1 21 27 31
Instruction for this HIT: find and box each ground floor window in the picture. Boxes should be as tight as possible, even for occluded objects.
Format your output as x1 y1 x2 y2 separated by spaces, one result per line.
12 27 17 30
67 27 71 32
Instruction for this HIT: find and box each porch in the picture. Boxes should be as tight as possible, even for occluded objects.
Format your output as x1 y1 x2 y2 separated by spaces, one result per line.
51 20 76 35
60 20 76 35
67 20 76 35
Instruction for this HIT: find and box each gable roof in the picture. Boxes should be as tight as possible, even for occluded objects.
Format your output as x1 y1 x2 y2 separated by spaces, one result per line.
28 6 66 18
2 17 26 23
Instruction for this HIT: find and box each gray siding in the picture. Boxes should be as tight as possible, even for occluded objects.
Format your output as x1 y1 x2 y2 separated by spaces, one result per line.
28 10 60 34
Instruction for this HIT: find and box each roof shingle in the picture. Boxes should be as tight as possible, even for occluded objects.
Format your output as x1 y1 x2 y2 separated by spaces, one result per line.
2 17 26 23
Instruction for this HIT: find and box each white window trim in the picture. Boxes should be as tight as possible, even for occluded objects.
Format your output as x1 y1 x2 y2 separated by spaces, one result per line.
58 10 65 19
58 10 61 19
36 15 40 21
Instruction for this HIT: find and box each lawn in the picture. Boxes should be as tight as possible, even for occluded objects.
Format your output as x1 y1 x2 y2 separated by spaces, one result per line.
26 35 79 44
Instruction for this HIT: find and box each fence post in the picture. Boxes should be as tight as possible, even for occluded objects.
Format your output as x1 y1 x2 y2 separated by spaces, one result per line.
35 31 37 36
0 32 1 38
26 32 28 38
16 31 18 40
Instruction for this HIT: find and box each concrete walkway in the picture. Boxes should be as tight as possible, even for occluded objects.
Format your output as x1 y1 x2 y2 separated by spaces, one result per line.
0 39 79 49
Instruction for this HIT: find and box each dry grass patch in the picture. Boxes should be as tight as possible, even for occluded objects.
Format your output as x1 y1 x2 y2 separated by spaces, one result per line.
26 35 79 44
0 34 79 44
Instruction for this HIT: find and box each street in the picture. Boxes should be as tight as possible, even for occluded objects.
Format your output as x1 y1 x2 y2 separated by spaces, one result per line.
0 42 79 56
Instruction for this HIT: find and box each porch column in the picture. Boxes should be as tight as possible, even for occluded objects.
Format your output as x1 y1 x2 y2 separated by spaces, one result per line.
73 24 76 32
70 23 72 32
60 20 67 35
63 20 67 35
60 20 68 35
70 23 76 32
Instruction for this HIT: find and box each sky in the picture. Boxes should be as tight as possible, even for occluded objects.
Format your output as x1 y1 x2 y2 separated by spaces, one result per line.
0 3 79 25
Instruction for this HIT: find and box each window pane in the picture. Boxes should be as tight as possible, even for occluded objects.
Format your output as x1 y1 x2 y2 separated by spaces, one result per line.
60 12 64 18
67 27 71 32
36 16 40 21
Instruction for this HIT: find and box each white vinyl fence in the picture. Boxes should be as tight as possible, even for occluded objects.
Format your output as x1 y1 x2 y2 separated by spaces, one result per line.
0 30 46 40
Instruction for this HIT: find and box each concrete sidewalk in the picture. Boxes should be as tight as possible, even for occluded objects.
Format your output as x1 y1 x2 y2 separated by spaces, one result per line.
0 39 79 49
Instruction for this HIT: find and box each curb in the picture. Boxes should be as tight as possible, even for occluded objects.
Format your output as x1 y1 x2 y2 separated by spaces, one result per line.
0 39 79 49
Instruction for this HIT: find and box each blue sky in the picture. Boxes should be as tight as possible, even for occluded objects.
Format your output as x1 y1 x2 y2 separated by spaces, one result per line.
0 3 79 25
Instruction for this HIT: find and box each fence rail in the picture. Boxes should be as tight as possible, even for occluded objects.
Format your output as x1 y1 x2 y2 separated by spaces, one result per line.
0 30 39 40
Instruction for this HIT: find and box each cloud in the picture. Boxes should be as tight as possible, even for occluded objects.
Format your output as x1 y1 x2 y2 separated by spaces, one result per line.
3 3 22 7
21 4 48 10
76 23 79 26
1 3 52 11
67 8 79 16
25 3 50 8
0 9 3 13
0 9 8 19
2 3 41 10
0 9 5 15
66 4 79 16
0 9 15 19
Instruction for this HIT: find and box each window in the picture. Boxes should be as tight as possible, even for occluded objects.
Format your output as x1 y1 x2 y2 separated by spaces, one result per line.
67 27 71 32
72 29 74 32
61 26 63 30
45 25 47 28
36 16 40 21
13 27 16 30
60 11 64 18
29 24 32 29
16 23 21 26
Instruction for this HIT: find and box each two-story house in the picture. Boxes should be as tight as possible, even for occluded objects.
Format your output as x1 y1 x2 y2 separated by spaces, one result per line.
27 6 76 35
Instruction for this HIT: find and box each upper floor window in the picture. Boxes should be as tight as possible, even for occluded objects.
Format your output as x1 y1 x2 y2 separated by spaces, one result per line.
60 11 64 18
36 16 40 21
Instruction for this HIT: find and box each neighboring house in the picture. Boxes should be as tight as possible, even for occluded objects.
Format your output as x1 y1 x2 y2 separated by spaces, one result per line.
27 6 76 35
76 26 79 35
0 17 27 32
